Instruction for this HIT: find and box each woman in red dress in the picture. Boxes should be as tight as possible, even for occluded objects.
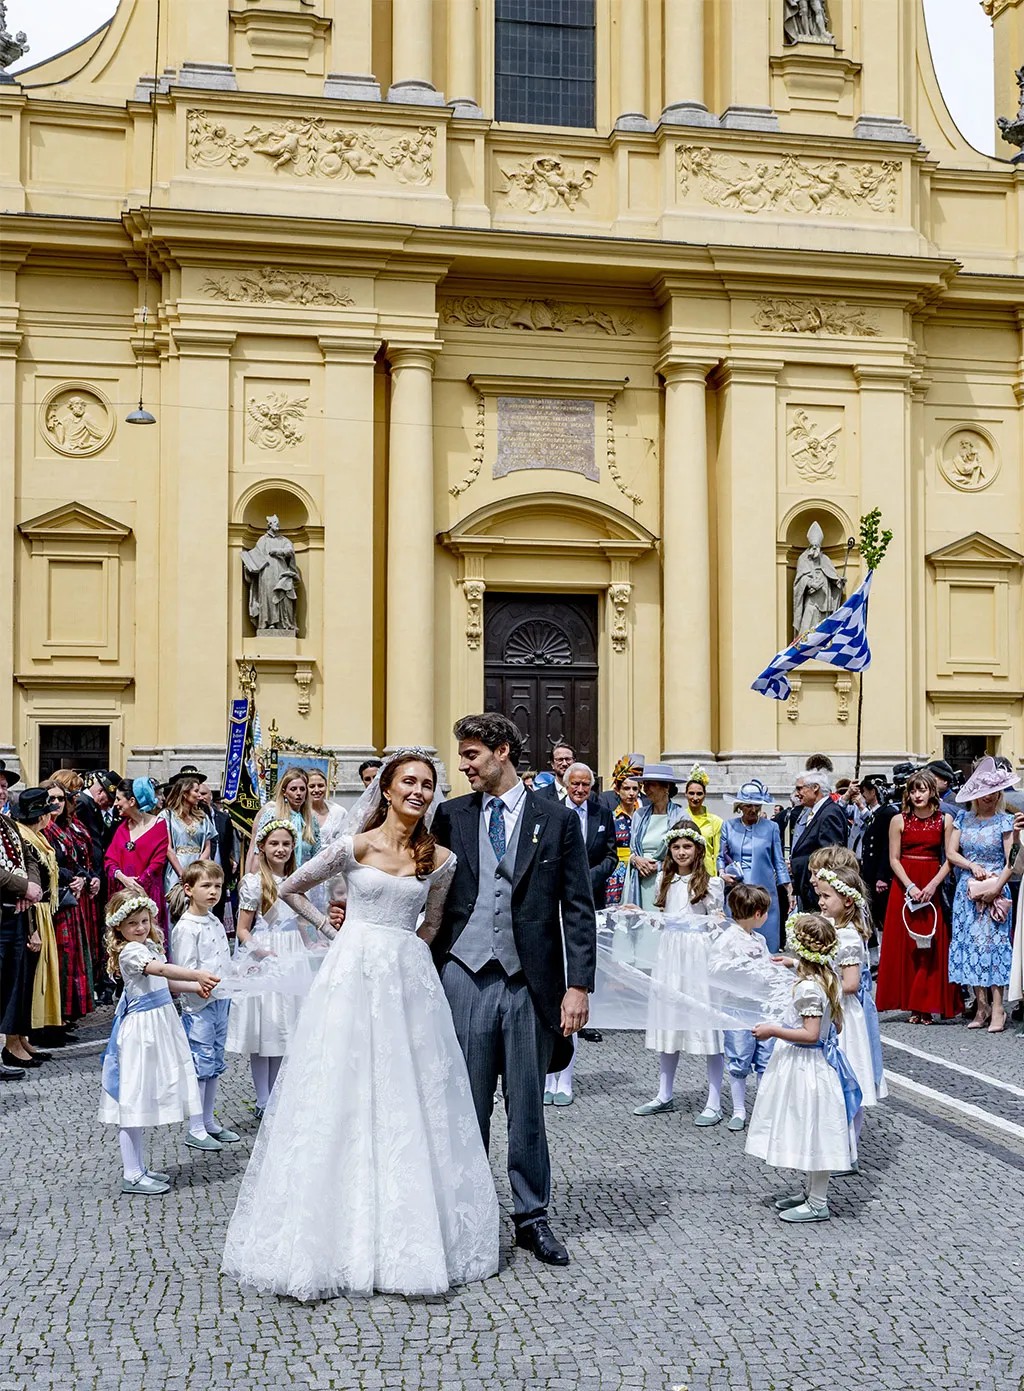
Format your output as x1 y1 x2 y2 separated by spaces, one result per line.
104 777 169 947
876 770 961 1022
41 781 94 1026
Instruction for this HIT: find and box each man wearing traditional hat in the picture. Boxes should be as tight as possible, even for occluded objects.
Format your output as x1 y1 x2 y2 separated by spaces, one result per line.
717 780 793 954
924 759 960 818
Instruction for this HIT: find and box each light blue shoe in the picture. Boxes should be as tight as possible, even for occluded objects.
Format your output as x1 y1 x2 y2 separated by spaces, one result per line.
543 1091 554 1106
185 1133 223 1152
694 1107 722 1127
145 1169 171 1184
552 1092 574 1107
779 1200 830 1223
633 1097 676 1116
727 1114 746 1132
773 1192 807 1212
121 1175 169 1196
207 1127 241 1144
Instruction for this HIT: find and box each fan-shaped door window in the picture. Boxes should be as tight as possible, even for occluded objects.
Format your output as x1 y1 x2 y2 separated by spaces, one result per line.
484 594 598 771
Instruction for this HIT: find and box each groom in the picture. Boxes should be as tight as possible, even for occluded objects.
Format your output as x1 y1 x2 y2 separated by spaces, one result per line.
431 712 596 1266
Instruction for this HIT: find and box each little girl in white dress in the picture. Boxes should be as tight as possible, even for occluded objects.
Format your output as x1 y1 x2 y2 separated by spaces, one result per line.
633 824 727 1126
814 865 887 1158
226 819 318 1116
745 913 862 1223
98 890 220 1196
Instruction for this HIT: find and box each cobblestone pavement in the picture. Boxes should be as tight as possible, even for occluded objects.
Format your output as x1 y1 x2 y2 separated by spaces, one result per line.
4 1018 1024 1391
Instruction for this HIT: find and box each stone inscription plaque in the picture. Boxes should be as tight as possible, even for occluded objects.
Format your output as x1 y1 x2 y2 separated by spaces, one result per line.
494 396 597 481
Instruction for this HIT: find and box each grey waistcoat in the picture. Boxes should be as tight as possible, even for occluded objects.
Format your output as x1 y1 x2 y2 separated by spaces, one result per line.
450 806 525 977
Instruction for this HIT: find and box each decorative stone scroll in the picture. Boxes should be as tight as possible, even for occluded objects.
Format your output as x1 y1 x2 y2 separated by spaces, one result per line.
449 392 486 499
608 583 632 653
440 296 636 336
41 384 115 458
677 146 899 216
202 267 352 306
187 109 435 184
606 400 643 506
494 397 597 482
754 298 880 337
498 156 597 213
462 579 486 650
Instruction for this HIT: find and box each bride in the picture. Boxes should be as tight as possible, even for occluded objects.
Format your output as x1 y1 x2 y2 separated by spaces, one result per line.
221 748 499 1300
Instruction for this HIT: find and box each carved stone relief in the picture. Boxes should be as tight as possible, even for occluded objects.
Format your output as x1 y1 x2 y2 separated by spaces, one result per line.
41 384 115 458
187 109 435 184
783 0 834 45
246 390 309 451
462 579 486 650
834 672 852 724
498 156 597 213
607 400 643 506
677 146 898 216
786 407 841 483
202 267 352 306
938 429 998 492
754 298 880 337
608 583 632 653
439 296 637 335
449 392 487 499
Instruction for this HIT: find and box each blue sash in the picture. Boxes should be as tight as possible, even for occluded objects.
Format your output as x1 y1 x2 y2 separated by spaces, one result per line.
101 985 173 1102
796 1015 863 1126
856 962 885 1089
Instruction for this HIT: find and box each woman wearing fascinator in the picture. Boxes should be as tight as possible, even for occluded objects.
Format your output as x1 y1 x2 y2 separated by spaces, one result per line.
221 749 498 1301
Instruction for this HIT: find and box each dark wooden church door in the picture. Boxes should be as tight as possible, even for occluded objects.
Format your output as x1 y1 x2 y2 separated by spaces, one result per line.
483 594 598 773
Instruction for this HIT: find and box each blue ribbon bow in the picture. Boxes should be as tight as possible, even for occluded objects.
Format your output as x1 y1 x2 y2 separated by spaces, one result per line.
797 1021 863 1126
857 962 885 1090
101 985 173 1101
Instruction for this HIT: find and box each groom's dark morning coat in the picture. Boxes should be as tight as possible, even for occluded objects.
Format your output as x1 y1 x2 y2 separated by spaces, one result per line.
431 789 597 1072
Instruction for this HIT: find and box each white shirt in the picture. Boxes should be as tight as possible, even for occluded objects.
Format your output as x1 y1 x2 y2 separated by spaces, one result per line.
171 909 231 1012
555 781 568 802
482 779 528 846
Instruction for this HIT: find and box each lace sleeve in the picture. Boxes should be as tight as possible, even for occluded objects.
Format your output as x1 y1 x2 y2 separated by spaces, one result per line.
418 853 457 945
280 834 354 936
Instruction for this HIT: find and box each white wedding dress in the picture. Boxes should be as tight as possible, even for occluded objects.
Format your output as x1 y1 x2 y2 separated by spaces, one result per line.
221 835 499 1300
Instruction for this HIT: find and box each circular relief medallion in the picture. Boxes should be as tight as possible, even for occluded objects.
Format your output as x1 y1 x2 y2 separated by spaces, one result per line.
938 427 998 493
40 383 115 458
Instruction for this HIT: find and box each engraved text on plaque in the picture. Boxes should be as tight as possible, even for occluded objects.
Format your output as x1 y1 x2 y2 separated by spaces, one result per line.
494 396 597 481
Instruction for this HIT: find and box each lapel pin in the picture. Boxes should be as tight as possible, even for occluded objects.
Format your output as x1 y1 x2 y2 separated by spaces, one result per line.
532 823 540 843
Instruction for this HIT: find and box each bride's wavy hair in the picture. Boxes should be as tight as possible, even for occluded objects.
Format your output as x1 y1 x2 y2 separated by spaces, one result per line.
362 754 438 879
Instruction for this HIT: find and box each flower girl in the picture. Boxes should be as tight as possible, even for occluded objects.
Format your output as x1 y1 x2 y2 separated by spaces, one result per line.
226 820 318 1117
814 865 887 1154
633 823 727 1126
98 891 220 1195
745 914 862 1223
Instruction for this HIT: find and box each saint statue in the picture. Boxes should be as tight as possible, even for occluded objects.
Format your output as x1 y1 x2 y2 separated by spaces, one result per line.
792 522 842 637
783 0 833 45
241 515 300 635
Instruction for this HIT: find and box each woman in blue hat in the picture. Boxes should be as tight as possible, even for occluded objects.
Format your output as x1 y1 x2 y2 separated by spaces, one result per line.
717 780 793 953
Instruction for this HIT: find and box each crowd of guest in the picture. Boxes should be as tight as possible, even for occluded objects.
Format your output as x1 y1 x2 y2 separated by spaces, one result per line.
524 740 1024 1032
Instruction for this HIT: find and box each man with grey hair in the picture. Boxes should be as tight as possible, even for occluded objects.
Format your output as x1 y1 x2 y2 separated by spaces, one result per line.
789 770 850 911
563 764 618 909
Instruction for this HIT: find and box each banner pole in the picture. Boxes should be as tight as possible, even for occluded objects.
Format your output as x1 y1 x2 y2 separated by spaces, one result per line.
855 673 865 780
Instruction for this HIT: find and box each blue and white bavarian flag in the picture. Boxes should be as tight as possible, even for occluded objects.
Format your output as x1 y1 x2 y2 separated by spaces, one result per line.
752 572 874 701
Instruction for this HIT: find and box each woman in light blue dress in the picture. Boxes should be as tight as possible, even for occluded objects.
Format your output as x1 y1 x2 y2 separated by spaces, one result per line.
161 776 216 897
717 779 793 953
623 764 687 909
946 757 1017 1032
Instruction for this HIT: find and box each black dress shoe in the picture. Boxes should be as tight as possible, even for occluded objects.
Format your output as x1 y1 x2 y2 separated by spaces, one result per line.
28 1050 52 1062
2 1048 38 1069
514 1220 569 1266
578 1027 603 1043
0 1060 25 1079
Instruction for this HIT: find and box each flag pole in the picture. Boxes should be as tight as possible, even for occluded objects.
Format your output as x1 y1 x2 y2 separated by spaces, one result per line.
855 673 865 781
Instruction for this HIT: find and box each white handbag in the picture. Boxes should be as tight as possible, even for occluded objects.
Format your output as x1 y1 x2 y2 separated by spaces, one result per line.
902 891 937 949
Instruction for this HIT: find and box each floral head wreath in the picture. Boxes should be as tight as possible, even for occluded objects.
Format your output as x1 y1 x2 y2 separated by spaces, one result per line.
255 817 299 847
686 763 709 788
106 895 158 929
665 826 706 850
784 914 838 965
815 867 865 908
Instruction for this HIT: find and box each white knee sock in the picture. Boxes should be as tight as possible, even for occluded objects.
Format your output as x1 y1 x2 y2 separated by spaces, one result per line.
267 1055 283 1094
807 1170 830 1206
250 1054 271 1109
729 1074 747 1120
556 1040 577 1096
119 1127 145 1181
704 1053 724 1112
202 1077 219 1134
188 1109 208 1139
657 1051 679 1103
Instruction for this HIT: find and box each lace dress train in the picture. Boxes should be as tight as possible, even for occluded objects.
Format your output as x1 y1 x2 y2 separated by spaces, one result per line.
221 835 499 1301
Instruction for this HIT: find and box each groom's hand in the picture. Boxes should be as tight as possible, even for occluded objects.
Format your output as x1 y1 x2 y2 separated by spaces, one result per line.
560 987 589 1036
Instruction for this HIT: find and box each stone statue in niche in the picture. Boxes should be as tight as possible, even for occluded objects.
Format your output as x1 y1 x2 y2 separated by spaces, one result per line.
783 0 834 45
242 515 300 636
792 521 843 637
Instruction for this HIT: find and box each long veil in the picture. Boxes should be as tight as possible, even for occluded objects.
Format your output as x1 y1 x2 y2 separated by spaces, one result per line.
340 746 448 836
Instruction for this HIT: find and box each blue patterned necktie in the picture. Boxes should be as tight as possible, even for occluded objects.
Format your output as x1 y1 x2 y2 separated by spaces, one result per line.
488 798 507 861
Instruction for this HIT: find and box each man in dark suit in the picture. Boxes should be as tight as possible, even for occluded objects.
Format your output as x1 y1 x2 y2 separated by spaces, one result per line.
563 763 618 909
789 772 850 911
75 770 120 876
200 783 238 923
431 712 596 1267
858 775 898 934
535 741 574 805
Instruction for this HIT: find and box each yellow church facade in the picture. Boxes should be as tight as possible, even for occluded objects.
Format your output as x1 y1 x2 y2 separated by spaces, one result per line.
1 0 1023 791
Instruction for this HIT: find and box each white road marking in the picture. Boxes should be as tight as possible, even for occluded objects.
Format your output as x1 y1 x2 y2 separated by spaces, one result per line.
880 1032 1024 1100
884 1069 1024 1143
